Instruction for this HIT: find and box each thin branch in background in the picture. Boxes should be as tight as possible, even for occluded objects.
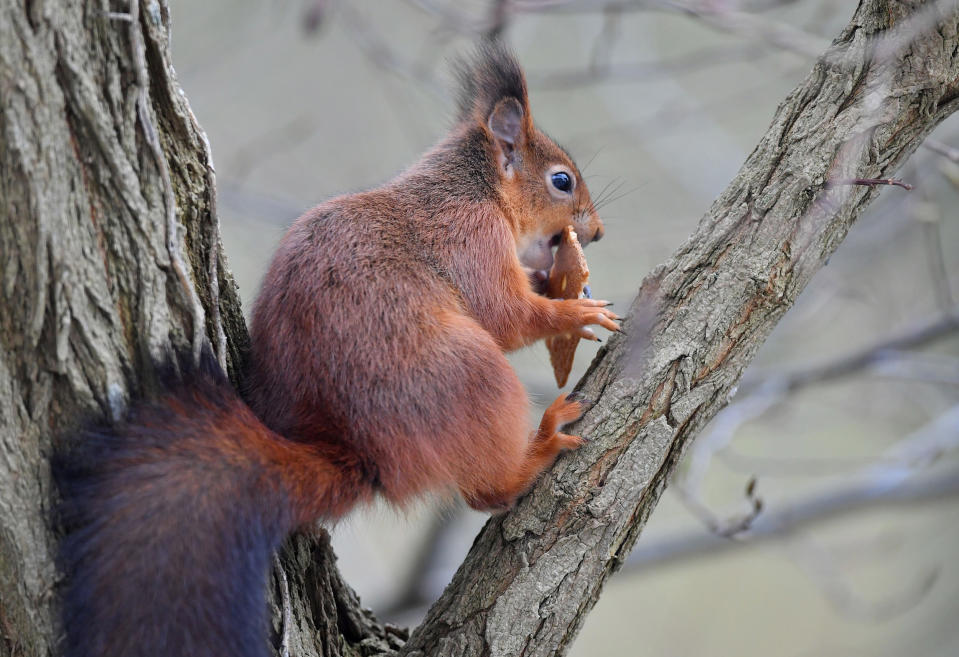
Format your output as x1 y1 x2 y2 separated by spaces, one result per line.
229 114 317 183
628 465 959 572
673 308 959 531
587 4 623 72
626 403 959 620
719 450 902 479
385 455 959 621
679 383 786 496
403 0 826 62
559 61 809 154
674 385 785 534
675 475 765 537
739 307 959 396
869 350 959 386
708 307 959 478
664 0 830 58
878 403 959 470
530 43 765 89
912 196 955 312
784 535 940 622
923 138 959 163
741 0 806 11
337 4 444 96
486 0 511 41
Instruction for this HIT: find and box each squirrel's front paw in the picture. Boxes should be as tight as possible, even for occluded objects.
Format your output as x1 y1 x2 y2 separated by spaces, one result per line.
560 298 621 338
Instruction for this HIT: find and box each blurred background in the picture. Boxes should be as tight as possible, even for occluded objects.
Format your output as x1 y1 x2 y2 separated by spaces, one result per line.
165 1 959 655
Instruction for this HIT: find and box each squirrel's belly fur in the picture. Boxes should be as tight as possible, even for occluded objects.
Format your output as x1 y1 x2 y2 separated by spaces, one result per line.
54 44 616 657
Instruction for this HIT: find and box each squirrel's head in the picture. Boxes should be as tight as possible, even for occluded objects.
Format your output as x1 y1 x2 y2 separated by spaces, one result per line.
456 44 604 273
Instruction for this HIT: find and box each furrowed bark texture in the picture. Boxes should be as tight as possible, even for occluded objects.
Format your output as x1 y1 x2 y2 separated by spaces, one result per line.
0 2 396 656
0 1 244 653
399 3 959 656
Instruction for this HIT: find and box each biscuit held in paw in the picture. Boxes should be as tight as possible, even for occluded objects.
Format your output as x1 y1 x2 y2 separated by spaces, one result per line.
545 226 590 387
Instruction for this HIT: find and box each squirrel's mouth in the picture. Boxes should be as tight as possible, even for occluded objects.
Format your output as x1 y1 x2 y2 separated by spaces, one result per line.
523 227 597 297
518 238 554 273
525 267 592 298
520 229 573 294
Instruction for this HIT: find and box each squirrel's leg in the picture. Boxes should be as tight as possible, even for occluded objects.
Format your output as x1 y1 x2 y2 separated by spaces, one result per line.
461 394 585 512
420 310 584 511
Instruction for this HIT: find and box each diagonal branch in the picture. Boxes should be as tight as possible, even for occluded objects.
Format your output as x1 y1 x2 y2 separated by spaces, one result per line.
399 2 959 655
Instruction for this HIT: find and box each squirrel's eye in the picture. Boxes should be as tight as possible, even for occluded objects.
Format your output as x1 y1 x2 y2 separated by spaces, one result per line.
546 165 576 199
551 171 572 193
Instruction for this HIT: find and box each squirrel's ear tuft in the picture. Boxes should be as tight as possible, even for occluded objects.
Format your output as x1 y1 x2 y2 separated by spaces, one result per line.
487 96 524 169
488 97 523 145
455 43 530 132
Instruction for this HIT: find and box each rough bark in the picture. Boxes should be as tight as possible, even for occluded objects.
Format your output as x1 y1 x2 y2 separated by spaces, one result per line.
0 2 395 656
0 1 240 654
0 2 956 657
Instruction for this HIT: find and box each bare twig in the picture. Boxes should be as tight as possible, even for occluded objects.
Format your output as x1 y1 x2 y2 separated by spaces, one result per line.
337 4 444 96
486 0 511 41
675 307 959 531
587 4 623 71
740 307 959 395
229 114 317 183
923 138 959 163
665 0 829 58
628 464 959 571
675 475 765 537
530 44 764 89
914 198 955 311
785 535 940 621
869 350 959 386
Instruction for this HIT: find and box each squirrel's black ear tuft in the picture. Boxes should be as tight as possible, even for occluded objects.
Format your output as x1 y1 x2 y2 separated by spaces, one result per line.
455 42 530 127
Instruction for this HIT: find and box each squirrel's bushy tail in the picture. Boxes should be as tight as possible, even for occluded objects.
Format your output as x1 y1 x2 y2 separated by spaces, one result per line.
54 354 362 657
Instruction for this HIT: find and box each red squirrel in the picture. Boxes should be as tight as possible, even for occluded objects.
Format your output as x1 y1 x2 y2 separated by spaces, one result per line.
54 44 618 657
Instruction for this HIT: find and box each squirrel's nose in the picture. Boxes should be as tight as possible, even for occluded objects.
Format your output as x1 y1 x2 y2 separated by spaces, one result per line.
592 225 604 243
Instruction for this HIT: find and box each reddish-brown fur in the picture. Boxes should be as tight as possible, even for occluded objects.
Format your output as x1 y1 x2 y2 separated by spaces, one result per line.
245 45 616 513
55 44 617 657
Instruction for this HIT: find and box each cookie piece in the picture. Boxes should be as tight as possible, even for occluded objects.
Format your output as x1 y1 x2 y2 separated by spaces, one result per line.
545 226 589 387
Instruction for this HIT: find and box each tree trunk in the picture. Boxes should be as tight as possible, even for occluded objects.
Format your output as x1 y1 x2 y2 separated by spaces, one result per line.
0 2 955 657
0 0 245 653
